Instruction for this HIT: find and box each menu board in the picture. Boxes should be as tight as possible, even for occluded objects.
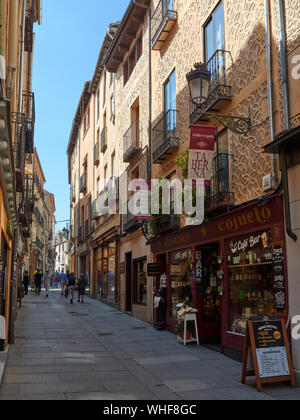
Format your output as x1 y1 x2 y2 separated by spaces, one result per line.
242 316 295 392
272 247 286 310
147 263 160 277
252 317 289 378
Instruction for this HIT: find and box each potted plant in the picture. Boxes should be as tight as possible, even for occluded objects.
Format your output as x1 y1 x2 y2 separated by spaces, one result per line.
176 321 195 341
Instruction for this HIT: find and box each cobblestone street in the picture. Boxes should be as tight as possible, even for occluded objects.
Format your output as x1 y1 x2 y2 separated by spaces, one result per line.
0 291 299 401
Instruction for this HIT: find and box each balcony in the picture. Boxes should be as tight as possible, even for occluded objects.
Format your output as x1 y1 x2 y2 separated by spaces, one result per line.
123 210 142 234
80 173 87 194
33 207 45 227
34 174 44 200
151 0 177 50
205 152 235 214
152 214 180 236
14 125 26 192
152 110 179 164
22 91 35 153
123 121 142 163
190 50 233 125
94 142 99 166
19 174 34 236
101 127 107 153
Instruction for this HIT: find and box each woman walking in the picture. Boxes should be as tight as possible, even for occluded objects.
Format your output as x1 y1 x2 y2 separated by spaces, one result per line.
77 273 87 304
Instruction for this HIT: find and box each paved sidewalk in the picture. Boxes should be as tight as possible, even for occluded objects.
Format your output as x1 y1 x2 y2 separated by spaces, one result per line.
0 291 299 400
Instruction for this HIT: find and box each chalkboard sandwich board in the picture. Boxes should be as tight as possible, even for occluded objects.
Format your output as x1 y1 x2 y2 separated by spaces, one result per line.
242 315 295 392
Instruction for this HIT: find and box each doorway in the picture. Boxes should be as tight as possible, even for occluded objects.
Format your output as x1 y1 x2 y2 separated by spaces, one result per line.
195 242 222 349
125 252 132 312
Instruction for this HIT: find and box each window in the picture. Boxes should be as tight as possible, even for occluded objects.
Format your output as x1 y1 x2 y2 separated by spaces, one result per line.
97 88 100 121
111 152 116 178
110 94 115 121
110 73 114 86
204 1 225 62
103 71 107 105
134 258 147 305
123 31 143 85
164 70 177 132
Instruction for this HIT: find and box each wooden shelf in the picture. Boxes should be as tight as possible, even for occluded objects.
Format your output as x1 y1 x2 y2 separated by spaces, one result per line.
228 262 273 268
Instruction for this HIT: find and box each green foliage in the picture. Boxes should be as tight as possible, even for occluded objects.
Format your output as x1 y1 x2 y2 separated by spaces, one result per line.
175 149 189 180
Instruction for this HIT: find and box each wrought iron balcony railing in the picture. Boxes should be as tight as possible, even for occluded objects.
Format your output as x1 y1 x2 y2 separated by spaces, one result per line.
205 152 235 213
101 127 107 153
190 50 233 125
22 91 35 153
19 174 34 236
34 174 44 200
151 0 177 50
152 109 179 164
123 121 142 163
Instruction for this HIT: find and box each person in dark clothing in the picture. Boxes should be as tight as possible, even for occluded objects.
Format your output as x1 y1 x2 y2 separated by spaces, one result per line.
77 273 87 304
66 272 76 304
34 270 43 296
23 271 29 295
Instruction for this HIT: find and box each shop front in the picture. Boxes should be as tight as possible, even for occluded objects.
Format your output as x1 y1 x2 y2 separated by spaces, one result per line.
151 195 288 358
92 228 119 305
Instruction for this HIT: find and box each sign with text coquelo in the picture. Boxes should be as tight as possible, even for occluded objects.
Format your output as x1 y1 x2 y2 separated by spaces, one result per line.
188 125 217 186
242 316 295 392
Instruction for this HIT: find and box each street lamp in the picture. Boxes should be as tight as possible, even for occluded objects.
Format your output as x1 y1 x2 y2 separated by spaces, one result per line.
186 63 211 106
186 62 252 135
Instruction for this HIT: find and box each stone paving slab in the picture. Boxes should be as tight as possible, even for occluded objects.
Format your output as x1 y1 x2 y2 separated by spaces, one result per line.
1 291 300 401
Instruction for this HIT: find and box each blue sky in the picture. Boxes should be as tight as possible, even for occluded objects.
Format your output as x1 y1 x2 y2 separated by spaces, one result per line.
32 0 128 230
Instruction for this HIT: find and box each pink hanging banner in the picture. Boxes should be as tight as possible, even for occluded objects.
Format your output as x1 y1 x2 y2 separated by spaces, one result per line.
188 125 217 186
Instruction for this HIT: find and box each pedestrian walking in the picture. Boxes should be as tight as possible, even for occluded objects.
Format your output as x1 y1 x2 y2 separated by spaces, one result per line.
54 272 59 288
34 269 43 296
23 271 29 295
59 269 68 296
66 272 76 304
44 271 51 298
77 273 87 304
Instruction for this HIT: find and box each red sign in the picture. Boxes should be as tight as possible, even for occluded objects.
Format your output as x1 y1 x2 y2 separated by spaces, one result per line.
188 125 217 186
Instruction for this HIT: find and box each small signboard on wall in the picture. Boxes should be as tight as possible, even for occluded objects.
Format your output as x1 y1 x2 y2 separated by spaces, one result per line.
147 263 160 277
242 316 295 392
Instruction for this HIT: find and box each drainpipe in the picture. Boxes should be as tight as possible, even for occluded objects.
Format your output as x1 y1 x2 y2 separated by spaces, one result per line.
18 0 27 115
264 0 277 182
132 0 152 182
277 0 290 130
277 0 297 241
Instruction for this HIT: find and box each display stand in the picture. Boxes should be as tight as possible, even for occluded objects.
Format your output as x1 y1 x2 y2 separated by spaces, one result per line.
177 312 199 346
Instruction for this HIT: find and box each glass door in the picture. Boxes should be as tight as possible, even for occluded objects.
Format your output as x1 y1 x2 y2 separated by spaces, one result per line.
164 70 176 135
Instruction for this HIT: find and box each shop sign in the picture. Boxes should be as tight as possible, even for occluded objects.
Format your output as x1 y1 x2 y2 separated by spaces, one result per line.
242 316 295 391
273 247 286 310
228 231 270 255
188 125 217 185
147 263 160 277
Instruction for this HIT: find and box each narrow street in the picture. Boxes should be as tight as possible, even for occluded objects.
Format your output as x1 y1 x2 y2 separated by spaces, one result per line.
0 292 299 401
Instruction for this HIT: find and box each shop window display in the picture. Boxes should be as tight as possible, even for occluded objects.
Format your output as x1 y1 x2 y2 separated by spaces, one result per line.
228 230 280 335
170 248 193 318
134 258 147 305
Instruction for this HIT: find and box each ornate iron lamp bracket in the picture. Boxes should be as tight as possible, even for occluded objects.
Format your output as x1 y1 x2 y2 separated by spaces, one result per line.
198 110 252 135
